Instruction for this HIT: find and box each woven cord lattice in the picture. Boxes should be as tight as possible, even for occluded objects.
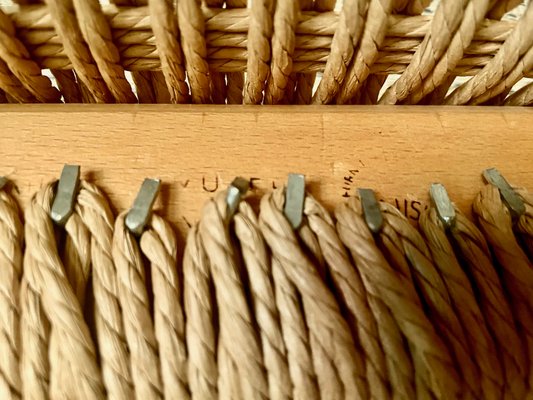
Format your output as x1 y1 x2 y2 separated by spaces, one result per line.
0 0 530 105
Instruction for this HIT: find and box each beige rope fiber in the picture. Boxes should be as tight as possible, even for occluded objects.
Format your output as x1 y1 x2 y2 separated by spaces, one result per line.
445 1 533 105
49 211 92 399
199 190 269 399
335 0 394 104
473 184 533 392
335 197 460 399
112 213 163 399
419 207 504 400
260 188 367 400
0 59 35 102
264 0 300 104
76 181 134 400
23 183 105 399
6 172 533 399
401 0 491 104
375 201 476 399
0 10 59 103
140 214 189 400
303 194 394 399
0 182 23 400
516 189 533 259
177 0 211 103
72 0 137 103
379 0 471 104
0 0 530 104
233 200 292 400
183 224 217 400
148 0 189 103
442 204 528 399
19 276 49 400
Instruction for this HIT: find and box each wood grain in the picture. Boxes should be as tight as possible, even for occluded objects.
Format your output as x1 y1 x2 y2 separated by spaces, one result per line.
0 105 531 239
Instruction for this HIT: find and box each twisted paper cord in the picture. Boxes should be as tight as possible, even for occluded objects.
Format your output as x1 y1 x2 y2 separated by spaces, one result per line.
206 0 228 105
43 0 113 103
140 214 190 400
264 0 300 104
217 339 242 399
152 71 173 102
380 0 470 104
19 278 49 400
7 7 518 47
377 202 477 398
473 184 533 392
372 219 439 398
199 191 269 400
244 0 275 104
395 0 430 14
445 1 533 105
0 187 23 400
177 0 212 103
234 200 292 400
332 197 415 400
293 73 314 104
131 70 158 103
183 224 218 400
0 10 59 102
62 213 91 304
224 0 246 104
210 71 227 104
73 0 137 102
447 205 528 400
304 195 390 399
272 253 320 399
49 211 92 399
336 0 394 104
76 181 134 400
489 0 523 19
114 0 170 104
289 0 314 105
335 198 461 399
13 149 48 400
312 0 366 104
306 194 414 399
51 70 81 102
419 0 524 104
109 0 156 103
23 183 105 399
297 221 327 279
112 213 163 400
260 188 368 400
0 53 36 103
468 44 533 105
403 0 491 105
300 198 372 392
148 0 189 103
419 207 504 400
504 81 533 105
515 189 533 259
290 0 327 104
10 11 518 54
78 78 97 103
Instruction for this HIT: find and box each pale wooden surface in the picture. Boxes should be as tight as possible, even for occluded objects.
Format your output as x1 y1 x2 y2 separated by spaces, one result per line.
0 105 531 238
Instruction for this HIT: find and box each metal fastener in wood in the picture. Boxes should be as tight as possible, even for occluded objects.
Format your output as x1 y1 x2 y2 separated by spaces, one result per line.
50 164 80 226
430 183 456 229
284 173 305 229
358 188 383 234
125 178 161 235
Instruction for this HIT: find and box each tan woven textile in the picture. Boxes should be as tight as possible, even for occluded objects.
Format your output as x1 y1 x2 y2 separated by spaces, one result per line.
0 0 530 104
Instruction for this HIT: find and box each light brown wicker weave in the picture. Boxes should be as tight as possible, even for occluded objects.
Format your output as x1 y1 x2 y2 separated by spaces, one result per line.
0 0 531 105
